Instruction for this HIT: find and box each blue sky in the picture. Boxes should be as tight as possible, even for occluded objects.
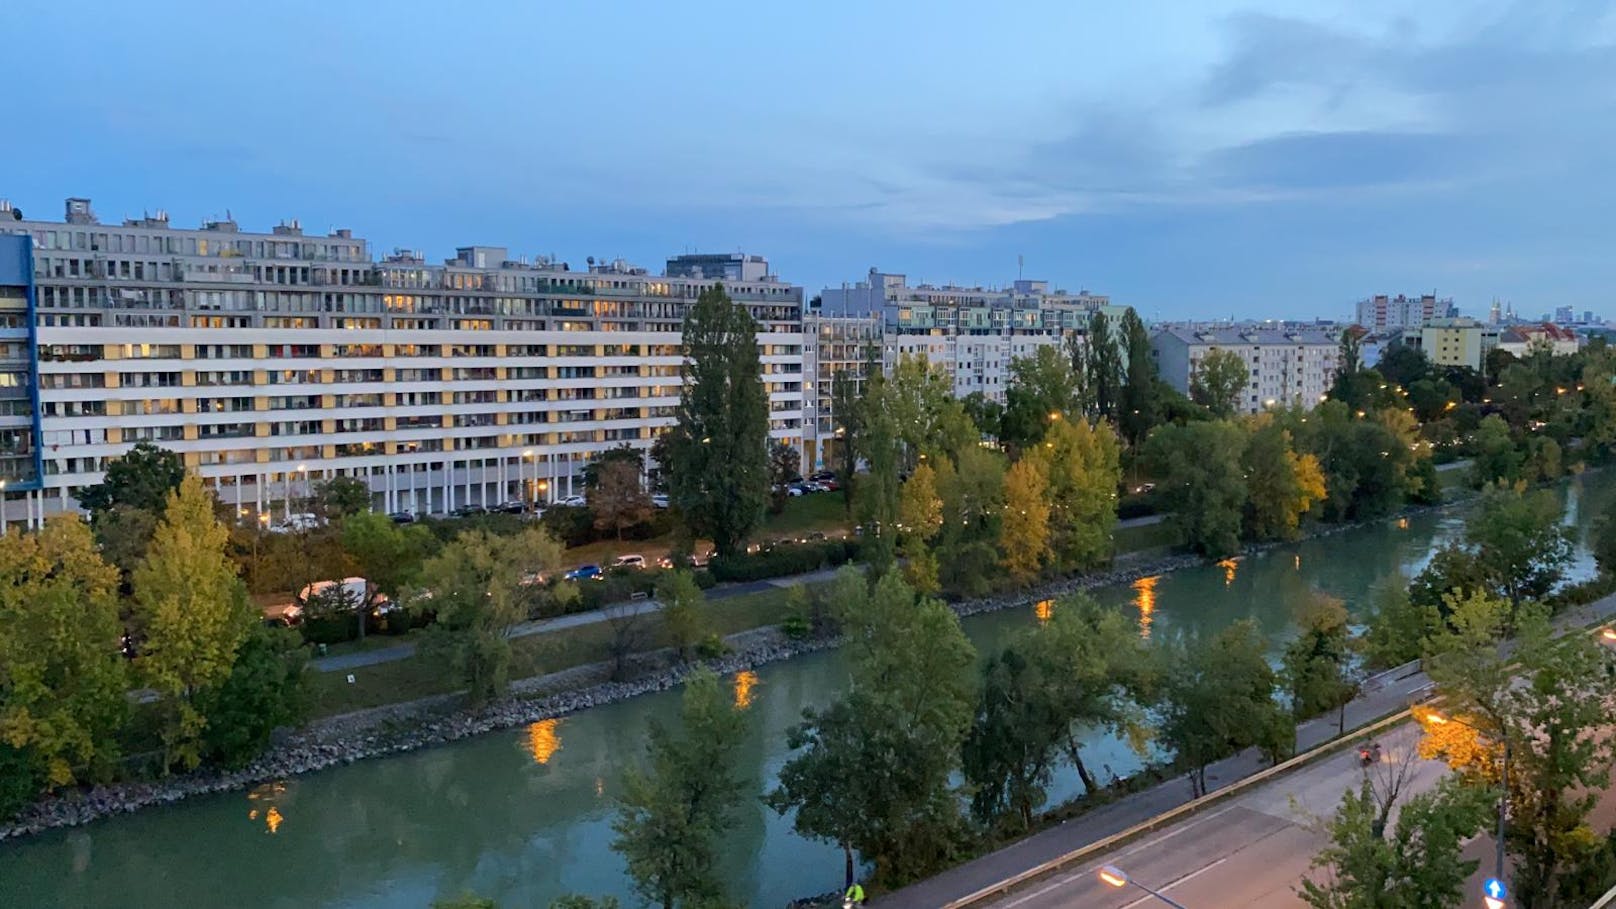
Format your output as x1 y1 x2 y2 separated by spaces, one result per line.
3 0 1613 321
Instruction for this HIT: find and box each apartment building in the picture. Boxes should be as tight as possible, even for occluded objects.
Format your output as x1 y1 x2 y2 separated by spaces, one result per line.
1497 322 1580 359
1404 317 1500 370
1354 293 1457 331
0 198 804 528
1150 327 1340 415
807 269 1117 465
800 309 880 471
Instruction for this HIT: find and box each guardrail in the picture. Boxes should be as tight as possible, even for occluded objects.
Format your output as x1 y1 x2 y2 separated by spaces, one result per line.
1593 881 1616 909
940 706 1421 908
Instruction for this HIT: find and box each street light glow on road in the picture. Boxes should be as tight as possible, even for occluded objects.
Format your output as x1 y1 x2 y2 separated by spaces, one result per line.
1098 865 1128 888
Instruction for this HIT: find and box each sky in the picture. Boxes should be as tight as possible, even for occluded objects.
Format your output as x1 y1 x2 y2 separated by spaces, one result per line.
2 0 1614 322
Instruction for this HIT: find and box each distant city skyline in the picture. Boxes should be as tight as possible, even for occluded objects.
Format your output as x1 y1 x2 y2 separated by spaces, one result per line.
2 1 1613 321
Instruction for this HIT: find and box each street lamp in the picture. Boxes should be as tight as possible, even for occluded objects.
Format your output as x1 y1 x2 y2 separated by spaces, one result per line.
1423 709 1510 883
1098 864 1190 909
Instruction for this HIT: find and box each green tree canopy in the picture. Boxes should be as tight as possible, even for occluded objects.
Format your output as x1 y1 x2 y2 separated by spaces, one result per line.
1189 348 1250 418
1146 419 1248 557
1026 417 1121 572
1118 307 1161 445
1158 619 1293 796
665 284 770 556
77 441 185 516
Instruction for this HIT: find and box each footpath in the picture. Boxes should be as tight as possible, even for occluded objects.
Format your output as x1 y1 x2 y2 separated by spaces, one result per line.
876 589 1616 908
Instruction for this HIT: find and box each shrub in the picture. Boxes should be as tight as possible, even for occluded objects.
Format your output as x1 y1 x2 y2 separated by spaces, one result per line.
708 540 859 583
300 614 359 645
694 633 729 660
780 615 812 639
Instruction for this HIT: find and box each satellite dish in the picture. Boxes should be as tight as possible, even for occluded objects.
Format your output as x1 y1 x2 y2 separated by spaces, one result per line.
9 209 20 221
587 256 595 266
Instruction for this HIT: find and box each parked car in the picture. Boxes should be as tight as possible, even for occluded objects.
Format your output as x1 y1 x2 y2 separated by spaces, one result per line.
820 477 840 492
451 504 487 517
612 554 647 570
560 494 587 508
808 470 836 483
495 499 527 514
387 511 416 524
650 493 670 509
564 564 602 581
777 484 806 497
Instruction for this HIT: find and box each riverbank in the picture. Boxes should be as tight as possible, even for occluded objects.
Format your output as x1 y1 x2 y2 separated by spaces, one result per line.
0 492 1495 842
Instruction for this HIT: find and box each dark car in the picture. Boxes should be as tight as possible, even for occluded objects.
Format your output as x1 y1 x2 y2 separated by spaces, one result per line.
564 564 603 581
495 500 527 514
452 504 487 517
388 511 416 524
809 470 836 483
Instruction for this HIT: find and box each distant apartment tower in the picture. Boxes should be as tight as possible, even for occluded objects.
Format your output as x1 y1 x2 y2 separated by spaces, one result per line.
1554 305 1575 325
665 253 770 283
1354 293 1457 331
1403 317 1500 370
800 308 881 471
1150 327 1340 415
0 197 805 528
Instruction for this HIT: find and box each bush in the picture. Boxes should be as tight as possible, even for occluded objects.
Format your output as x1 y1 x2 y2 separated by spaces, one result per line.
780 615 812 639
300 614 359 645
692 569 716 590
708 540 860 583
575 569 663 612
1550 575 1616 611
694 633 729 660
537 505 673 548
1116 488 1162 521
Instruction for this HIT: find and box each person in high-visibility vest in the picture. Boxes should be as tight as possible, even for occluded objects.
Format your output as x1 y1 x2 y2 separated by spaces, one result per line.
844 882 866 906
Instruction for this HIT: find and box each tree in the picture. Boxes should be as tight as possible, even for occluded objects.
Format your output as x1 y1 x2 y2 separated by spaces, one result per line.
603 600 652 682
133 476 255 772
830 365 867 515
1469 415 1523 487
341 510 438 607
589 459 652 540
1375 341 1431 389
193 623 307 769
1027 417 1122 572
1339 327 1364 375
1465 483 1575 614
768 441 802 514
1158 619 1293 796
896 460 944 594
1298 777 1494 909
935 445 1006 598
960 391 1003 441
612 668 748 909
431 896 496 909
962 646 1064 832
1085 311 1124 419
0 518 127 813
1421 594 1616 908
1359 577 1439 670
1408 543 1490 622
768 572 977 887
310 475 371 521
76 440 185 516
1594 501 1616 578
656 570 705 661
999 457 1051 585
1243 419 1327 542
582 445 645 489
412 527 570 704
854 377 902 573
1189 349 1250 418
1118 307 1160 446
1146 420 1248 557
1281 594 1358 735
665 284 770 557
1002 345 1082 450
548 898 620 909
91 503 159 586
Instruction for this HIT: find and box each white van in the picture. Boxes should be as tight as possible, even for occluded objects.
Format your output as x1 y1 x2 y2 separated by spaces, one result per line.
297 577 368 608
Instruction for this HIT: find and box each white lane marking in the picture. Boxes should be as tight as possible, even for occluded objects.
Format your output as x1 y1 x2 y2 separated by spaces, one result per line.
1117 858 1229 909
994 806 1239 908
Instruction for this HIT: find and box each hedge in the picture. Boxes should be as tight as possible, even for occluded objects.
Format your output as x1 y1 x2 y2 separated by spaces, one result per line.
709 539 860 583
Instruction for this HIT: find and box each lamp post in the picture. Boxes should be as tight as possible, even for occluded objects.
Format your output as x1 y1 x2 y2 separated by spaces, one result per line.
1423 709 1510 883
1098 865 1190 909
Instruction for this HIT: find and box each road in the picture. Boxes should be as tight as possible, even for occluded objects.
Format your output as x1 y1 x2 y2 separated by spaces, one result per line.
877 590 1616 908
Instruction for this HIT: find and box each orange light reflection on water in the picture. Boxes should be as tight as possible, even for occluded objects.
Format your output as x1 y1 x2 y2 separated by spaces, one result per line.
734 670 759 710
1215 557 1240 586
1034 599 1054 624
527 718 562 765
1131 576 1158 639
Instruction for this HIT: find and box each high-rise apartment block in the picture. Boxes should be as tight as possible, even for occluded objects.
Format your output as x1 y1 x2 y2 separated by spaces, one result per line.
0 198 804 528
805 269 1119 468
1149 327 1340 415
1354 293 1457 330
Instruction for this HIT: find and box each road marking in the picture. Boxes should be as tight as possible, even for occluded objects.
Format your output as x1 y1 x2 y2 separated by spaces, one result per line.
1117 859 1229 909
994 806 1238 908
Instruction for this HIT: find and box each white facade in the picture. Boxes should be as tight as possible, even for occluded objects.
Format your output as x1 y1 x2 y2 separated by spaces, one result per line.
1354 293 1457 331
1151 327 1340 415
800 311 881 471
0 198 804 525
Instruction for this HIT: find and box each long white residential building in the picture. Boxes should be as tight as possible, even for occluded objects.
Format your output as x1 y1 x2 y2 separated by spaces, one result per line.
0 198 804 528
1150 326 1341 415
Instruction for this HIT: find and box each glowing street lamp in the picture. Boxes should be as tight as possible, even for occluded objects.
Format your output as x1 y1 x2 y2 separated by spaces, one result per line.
1097 864 1191 908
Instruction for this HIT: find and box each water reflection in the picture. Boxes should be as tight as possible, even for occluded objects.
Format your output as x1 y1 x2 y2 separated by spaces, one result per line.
1130 578 1157 639
1216 557 1240 586
245 781 288 835
527 719 562 765
733 671 759 710
1034 599 1054 624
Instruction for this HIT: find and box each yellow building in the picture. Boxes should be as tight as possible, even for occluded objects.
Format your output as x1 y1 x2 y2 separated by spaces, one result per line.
1412 318 1499 370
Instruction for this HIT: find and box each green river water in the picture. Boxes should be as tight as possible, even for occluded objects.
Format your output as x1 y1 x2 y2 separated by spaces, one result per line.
3 472 1612 909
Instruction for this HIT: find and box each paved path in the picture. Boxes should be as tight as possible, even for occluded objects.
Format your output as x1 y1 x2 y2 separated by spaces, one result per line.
876 590 1616 908
310 565 850 673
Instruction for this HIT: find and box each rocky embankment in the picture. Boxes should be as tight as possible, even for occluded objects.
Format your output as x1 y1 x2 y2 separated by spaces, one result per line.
0 503 1457 841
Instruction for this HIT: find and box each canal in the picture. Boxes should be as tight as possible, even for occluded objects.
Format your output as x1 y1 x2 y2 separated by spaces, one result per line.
4 472 1611 908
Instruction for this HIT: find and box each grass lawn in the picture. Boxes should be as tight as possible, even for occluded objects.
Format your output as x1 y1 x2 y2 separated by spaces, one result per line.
759 492 854 538
1114 519 1177 554
306 585 801 718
